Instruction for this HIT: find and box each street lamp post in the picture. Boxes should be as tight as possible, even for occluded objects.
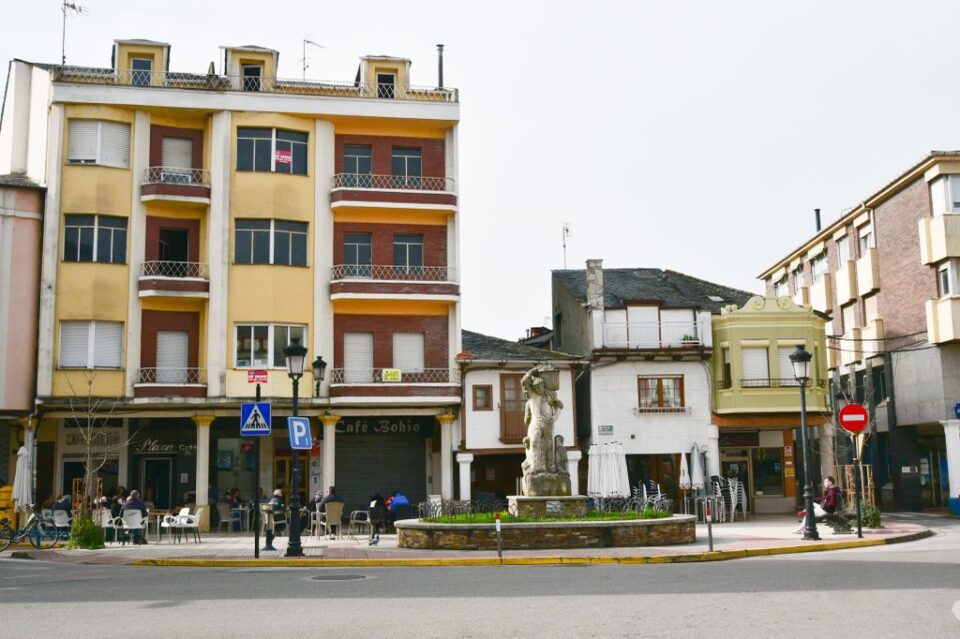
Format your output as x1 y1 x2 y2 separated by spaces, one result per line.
312 355 327 397
284 337 308 558
790 344 820 541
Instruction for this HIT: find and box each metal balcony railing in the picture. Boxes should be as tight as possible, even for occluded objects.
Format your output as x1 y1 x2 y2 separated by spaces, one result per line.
332 173 455 192
601 321 709 349
143 166 209 186
330 264 455 282
740 378 827 389
330 368 459 384
51 67 459 102
136 368 206 385
140 261 209 279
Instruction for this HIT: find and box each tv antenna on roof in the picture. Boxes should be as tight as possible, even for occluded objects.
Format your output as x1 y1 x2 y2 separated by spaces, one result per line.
61 1 89 66
300 39 324 80
562 222 572 268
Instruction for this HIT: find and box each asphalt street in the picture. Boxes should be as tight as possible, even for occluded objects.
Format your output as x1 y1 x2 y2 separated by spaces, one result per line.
0 514 957 638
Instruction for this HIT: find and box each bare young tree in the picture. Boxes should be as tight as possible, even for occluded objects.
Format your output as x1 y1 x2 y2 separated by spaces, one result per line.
64 371 139 517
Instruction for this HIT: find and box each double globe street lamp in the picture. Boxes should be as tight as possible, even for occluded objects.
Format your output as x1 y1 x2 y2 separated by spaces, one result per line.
790 344 820 541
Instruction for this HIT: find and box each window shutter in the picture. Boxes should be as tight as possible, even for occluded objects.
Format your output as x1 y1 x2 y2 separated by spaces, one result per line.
161 137 193 169
93 322 123 368
777 348 795 381
156 331 188 383
99 121 130 168
67 120 98 163
392 333 425 373
59 322 90 368
343 332 374 383
741 348 769 383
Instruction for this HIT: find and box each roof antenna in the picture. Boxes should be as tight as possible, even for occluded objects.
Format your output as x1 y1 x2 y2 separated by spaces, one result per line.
61 1 89 66
300 39 324 80
562 222 572 268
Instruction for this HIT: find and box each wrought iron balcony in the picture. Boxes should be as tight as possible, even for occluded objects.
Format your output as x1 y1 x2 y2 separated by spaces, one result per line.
141 166 211 203
330 264 455 282
332 173 455 192
143 167 209 186
329 368 460 384
136 368 206 385
140 261 208 279
51 67 458 103
600 321 709 349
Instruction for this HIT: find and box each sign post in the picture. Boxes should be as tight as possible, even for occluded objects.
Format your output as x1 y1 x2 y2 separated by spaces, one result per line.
495 512 503 561
838 403 868 539
243 370 270 558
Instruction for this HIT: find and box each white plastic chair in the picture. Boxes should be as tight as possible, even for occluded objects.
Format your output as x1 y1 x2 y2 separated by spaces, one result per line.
216 503 241 533
161 507 190 543
119 510 145 545
348 510 370 537
179 506 204 543
99 509 120 543
52 510 72 531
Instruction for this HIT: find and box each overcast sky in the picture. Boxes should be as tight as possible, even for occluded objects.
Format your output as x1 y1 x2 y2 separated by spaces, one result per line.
4 1 959 341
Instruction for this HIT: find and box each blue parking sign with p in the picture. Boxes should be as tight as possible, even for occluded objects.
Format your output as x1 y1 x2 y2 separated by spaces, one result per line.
288 416 312 450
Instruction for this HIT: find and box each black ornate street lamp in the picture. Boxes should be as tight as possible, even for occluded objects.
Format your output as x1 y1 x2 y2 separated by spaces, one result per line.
790 344 820 541
284 337 308 558
312 355 327 398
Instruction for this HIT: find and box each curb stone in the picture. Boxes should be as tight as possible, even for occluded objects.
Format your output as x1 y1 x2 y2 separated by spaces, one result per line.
121 528 934 568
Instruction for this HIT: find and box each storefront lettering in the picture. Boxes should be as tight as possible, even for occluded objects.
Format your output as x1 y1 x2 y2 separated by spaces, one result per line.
134 437 197 455
336 418 422 435
65 430 121 448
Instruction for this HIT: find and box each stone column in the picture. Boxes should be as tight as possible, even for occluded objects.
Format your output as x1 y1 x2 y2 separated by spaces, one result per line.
940 419 960 499
436 413 456 499
191 416 214 531
456 453 473 500
566 450 582 495
319 415 339 491
819 420 836 478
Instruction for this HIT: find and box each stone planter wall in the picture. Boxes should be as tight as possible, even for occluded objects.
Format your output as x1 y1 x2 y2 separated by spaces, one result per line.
395 515 696 550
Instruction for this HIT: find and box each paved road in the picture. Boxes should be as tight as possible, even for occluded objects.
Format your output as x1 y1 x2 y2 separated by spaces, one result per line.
1 514 957 638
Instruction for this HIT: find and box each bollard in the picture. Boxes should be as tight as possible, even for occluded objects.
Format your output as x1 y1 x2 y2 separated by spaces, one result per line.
495 512 503 561
706 501 714 552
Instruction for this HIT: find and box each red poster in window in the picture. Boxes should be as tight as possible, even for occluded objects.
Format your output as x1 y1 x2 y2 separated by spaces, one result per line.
275 149 292 165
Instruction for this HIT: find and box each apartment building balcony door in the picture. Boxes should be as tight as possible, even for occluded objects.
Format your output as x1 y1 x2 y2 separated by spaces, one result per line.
156 331 188 384
158 228 189 276
140 457 173 510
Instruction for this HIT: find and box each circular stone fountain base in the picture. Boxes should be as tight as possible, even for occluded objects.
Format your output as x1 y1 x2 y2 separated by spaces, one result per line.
395 515 696 550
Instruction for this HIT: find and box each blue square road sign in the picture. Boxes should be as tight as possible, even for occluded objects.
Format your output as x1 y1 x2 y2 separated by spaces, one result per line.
241 402 271 436
288 416 312 450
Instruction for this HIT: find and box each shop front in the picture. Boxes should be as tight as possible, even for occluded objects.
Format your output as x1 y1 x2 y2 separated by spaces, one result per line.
719 430 797 514
126 418 197 510
469 453 524 500
57 420 126 502
333 415 434 516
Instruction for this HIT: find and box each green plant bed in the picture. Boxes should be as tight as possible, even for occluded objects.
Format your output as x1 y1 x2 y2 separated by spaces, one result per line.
860 504 883 528
423 508 671 525
64 514 105 550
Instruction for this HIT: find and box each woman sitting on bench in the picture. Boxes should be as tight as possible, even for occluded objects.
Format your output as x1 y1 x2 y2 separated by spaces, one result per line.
797 476 850 533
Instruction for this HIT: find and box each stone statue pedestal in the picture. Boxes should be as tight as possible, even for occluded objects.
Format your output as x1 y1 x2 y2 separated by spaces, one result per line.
523 472 571 497
508 495 589 519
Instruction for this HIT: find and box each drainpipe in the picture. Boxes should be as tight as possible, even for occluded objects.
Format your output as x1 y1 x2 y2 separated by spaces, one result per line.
436 44 444 89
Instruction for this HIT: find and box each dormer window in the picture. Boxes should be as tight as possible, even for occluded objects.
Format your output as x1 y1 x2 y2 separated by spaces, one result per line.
242 64 263 91
130 58 152 86
376 72 396 98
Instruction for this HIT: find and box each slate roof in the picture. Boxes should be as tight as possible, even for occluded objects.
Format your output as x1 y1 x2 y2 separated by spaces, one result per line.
461 330 579 362
552 268 754 313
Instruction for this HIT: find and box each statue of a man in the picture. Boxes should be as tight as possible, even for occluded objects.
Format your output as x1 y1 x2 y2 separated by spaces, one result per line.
520 364 570 496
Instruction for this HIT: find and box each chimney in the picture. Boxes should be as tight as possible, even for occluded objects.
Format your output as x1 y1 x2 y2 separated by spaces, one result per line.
436 44 445 88
814 208 821 232
586 259 604 310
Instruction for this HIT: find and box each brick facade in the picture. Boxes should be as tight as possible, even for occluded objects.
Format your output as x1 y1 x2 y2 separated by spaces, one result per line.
333 222 447 267
874 178 935 347
334 134 445 177
333 313 449 369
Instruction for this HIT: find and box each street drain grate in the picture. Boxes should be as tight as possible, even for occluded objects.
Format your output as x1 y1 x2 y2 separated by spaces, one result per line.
309 574 367 581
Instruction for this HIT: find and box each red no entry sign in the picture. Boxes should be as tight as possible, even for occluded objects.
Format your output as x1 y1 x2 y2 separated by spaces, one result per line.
838 403 869 434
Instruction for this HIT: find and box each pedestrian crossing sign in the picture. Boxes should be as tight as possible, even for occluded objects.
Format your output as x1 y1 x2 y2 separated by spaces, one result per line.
241 402 271 436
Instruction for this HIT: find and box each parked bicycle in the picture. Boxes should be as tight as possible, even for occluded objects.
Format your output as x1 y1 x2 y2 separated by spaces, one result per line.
0 504 62 551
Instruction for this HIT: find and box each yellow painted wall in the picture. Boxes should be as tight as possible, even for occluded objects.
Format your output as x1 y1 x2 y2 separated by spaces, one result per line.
52 370 126 398
116 43 168 86
62 106 135 214
333 209 450 226
232 51 277 79
363 59 410 90
330 117 448 138
332 299 451 316
225 369 316 398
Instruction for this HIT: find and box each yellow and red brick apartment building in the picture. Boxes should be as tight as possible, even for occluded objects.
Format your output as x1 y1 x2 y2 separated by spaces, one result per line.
0 38 462 527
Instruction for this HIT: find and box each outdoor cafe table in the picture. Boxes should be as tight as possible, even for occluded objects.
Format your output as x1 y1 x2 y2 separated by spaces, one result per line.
151 510 171 542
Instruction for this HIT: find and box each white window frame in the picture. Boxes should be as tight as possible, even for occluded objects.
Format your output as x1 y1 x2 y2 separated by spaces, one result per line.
130 57 153 86
58 321 124 370
811 253 828 282
234 323 307 369
773 277 789 297
66 119 131 168
937 261 954 298
835 236 850 268
792 266 805 290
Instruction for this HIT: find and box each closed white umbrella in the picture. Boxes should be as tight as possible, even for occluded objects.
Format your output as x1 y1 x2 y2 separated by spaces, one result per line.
615 442 630 497
690 445 705 492
12 445 33 511
603 443 617 497
679 453 691 490
587 444 601 495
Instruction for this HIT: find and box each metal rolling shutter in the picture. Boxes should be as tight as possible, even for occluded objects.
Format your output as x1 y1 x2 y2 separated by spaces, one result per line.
343 332 373 383
99 121 130 168
92 322 123 368
67 120 98 163
161 137 193 169
156 331 188 384
335 433 427 518
741 348 769 385
392 332 424 373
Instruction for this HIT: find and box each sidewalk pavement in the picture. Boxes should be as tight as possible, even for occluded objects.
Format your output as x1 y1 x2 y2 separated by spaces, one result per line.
8 515 932 567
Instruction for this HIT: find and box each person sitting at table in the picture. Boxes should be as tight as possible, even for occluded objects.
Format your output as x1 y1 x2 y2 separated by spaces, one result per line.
52 494 72 515
223 489 239 509
317 486 344 538
263 489 285 551
122 490 148 545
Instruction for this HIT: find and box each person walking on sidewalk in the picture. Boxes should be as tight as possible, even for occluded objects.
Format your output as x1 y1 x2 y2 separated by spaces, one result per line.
368 493 386 545
263 489 285 551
